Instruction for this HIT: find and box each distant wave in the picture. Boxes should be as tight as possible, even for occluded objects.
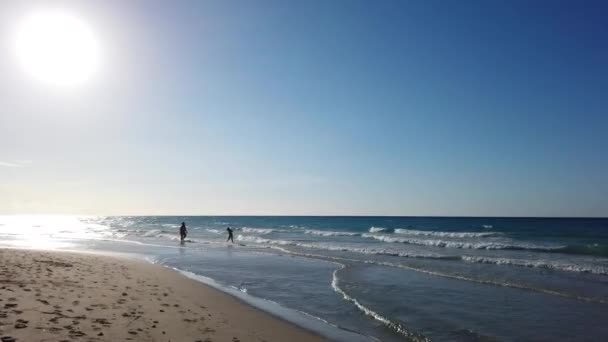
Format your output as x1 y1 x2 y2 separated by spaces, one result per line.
461 256 608 276
394 228 499 238
369 227 392 233
304 230 361 237
301 243 452 260
240 227 283 235
285 225 305 229
205 229 223 234
237 235 293 245
238 235 453 260
369 227 499 238
212 221 230 225
361 234 563 251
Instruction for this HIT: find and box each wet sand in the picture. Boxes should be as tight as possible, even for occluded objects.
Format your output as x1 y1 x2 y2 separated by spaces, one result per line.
0 248 326 342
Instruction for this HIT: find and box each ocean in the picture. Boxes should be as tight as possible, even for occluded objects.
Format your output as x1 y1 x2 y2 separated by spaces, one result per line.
1 215 607 341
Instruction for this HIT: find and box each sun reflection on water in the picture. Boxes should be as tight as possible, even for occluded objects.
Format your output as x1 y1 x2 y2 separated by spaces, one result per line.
0 215 108 249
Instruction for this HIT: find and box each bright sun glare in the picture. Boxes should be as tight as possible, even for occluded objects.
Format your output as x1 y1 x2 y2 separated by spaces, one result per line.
14 10 100 86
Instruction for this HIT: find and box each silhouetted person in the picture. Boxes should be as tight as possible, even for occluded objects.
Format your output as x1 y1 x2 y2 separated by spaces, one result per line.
180 222 188 241
226 227 234 243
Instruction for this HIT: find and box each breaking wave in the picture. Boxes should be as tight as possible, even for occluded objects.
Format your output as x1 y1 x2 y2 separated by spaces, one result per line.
361 234 563 251
461 256 608 276
238 235 453 260
394 228 499 238
240 227 284 234
305 230 361 237
369 227 392 233
236 235 293 245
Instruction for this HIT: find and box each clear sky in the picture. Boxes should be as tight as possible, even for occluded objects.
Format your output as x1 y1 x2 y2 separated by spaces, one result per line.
0 0 606 216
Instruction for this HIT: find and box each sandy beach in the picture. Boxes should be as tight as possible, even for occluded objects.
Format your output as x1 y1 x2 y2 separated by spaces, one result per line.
0 248 326 342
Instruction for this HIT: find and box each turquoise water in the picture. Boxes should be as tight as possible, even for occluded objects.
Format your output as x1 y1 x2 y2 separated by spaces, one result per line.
1 216 607 341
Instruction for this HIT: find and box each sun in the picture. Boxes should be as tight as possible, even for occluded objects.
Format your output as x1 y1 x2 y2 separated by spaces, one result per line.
14 10 100 86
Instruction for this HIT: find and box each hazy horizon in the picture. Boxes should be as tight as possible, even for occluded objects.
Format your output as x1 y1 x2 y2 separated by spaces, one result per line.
1 0 607 217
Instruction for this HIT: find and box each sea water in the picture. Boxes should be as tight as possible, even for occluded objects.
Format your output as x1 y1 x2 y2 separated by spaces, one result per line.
1 215 607 341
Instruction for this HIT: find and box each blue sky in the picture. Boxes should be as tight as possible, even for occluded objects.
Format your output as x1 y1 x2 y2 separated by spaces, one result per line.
0 0 606 216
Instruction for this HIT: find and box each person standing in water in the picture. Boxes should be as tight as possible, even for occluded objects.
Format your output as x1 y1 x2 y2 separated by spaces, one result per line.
180 222 188 241
226 226 234 243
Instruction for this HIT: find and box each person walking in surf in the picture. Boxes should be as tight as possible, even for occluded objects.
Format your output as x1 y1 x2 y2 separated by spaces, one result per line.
179 222 188 241
226 226 234 243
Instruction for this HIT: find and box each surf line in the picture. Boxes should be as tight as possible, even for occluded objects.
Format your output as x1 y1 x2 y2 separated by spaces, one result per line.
331 264 431 342
269 246 608 305
264 246 429 340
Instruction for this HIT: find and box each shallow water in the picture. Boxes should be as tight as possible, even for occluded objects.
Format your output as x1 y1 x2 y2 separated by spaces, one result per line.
1 215 607 341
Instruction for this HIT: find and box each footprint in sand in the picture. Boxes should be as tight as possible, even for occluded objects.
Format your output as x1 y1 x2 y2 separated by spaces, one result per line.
69 330 86 337
36 299 50 305
14 319 28 329
93 318 111 326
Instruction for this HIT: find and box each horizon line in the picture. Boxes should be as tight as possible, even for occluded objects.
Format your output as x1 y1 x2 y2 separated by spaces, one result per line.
1 214 606 219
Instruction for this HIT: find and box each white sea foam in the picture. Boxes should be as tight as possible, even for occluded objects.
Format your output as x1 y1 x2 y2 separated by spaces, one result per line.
304 230 361 237
139 229 196 241
240 227 282 234
361 234 563 251
238 235 451 260
205 229 223 234
237 233 602 278
368 227 391 233
461 256 608 276
236 235 294 245
142 229 167 237
394 228 498 238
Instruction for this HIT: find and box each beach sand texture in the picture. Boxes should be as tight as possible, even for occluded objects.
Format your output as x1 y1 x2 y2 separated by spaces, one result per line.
0 248 325 342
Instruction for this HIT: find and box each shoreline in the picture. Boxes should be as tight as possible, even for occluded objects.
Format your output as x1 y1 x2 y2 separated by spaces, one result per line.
0 248 328 342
